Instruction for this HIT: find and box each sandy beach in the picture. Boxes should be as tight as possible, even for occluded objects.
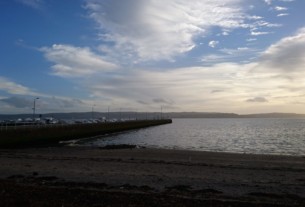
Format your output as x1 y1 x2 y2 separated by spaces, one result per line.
0 146 305 206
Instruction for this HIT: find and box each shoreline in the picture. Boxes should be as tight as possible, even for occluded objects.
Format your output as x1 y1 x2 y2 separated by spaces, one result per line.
99 145 305 158
0 146 305 206
70 142 305 157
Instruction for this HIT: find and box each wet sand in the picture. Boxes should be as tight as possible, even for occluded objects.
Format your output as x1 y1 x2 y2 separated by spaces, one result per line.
0 146 305 206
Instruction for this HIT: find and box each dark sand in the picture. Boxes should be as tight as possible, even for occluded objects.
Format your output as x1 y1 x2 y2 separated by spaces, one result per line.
0 146 305 206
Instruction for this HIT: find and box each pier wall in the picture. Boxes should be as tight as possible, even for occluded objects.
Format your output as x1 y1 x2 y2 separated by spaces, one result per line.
0 119 172 148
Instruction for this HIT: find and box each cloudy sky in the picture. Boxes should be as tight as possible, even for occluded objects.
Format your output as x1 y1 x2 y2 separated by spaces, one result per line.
1 0 305 114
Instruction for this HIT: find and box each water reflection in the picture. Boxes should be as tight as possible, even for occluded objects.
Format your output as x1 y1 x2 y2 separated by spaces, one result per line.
80 118 305 156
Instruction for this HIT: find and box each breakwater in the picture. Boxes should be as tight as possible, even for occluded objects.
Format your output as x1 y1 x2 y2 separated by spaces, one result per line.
0 119 172 148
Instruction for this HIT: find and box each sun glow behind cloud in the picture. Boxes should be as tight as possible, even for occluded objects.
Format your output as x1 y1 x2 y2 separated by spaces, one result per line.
63 27 305 113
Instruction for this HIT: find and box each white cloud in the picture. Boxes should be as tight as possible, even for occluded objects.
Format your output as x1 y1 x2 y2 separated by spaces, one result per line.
17 0 44 9
201 54 229 63
257 27 305 72
41 44 118 78
252 20 282 28
251 31 271 36
264 0 272 5
277 13 289 17
247 15 263 20
222 31 229 36
201 47 260 64
247 38 257 42
85 0 248 62
208 40 219 48
274 6 288 11
0 77 36 95
247 20 281 37
220 47 255 55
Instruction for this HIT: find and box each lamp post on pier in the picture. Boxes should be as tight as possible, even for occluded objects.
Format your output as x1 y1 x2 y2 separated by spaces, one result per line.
107 106 110 122
91 104 95 120
32 97 39 120
161 105 163 120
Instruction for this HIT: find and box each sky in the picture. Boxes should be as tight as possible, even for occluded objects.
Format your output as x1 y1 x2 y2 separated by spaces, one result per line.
1 0 305 114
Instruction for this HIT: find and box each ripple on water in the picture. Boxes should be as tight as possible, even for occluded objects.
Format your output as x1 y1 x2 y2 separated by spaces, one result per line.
79 118 305 156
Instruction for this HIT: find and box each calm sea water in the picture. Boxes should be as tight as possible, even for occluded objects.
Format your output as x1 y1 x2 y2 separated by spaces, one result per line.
79 118 305 156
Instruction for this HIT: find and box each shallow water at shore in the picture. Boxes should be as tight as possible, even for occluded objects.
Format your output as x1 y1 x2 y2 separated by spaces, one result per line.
80 118 305 156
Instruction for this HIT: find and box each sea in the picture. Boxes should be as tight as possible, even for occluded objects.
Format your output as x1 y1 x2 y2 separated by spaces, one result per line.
78 118 305 156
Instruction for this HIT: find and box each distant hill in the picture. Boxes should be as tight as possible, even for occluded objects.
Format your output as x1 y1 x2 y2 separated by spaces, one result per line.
168 112 305 118
167 112 240 118
1 112 305 120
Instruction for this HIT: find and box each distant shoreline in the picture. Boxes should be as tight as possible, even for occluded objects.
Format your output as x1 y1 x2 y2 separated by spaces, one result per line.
1 112 305 120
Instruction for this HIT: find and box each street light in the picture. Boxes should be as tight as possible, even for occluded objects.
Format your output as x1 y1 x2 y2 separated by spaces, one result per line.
32 97 39 120
91 104 95 120
120 108 122 121
161 105 163 120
